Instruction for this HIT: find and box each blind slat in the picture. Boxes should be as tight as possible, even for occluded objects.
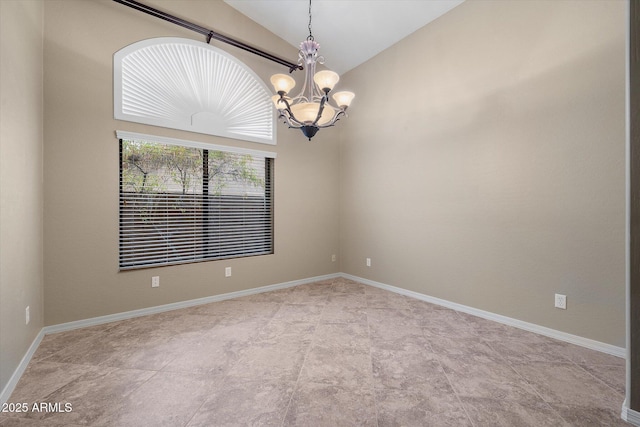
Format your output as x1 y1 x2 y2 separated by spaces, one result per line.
119 138 273 269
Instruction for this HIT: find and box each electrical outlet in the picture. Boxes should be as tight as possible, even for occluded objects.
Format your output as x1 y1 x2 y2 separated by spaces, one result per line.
366 258 371 267
331 254 336 262
151 276 160 288
555 294 567 309
225 267 232 277
25 306 30 325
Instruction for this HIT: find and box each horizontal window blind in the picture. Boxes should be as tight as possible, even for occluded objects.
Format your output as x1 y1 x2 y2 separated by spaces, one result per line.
118 133 274 270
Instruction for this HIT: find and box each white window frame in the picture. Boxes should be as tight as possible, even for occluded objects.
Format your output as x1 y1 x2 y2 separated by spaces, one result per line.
117 131 276 270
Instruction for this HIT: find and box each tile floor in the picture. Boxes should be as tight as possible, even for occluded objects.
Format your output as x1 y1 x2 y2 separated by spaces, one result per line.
1 278 628 426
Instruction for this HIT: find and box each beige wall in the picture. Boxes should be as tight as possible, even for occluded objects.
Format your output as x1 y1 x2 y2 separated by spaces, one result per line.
0 0 45 395
42 0 340 325
339 0 626 346
0 0 629 400
1 0 627 398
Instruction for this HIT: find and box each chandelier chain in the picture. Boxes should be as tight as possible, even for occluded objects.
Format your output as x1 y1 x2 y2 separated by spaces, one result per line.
307 0 314 41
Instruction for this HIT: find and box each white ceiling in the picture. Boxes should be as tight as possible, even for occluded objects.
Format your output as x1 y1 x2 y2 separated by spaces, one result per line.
224 0 465 75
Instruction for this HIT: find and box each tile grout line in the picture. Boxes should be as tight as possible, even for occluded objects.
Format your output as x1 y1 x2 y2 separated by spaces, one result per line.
425 331 477 427
459 310 574 413
184 300 284 427
487 341 574 426
572 361 627 400
150 311 249 427
363 286 381 427
447 309 565 426
29 327 114 365
437 364 477 427
278 280 334 427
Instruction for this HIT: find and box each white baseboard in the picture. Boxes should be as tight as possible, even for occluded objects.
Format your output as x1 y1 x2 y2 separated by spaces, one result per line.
0 271 626 406
44 273 341 335
0 272 339 404
0 329 45 405
622 400 640 426
341 273 626 358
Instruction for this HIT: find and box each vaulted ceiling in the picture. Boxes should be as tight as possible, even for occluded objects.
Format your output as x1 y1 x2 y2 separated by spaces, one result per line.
224 0 464 75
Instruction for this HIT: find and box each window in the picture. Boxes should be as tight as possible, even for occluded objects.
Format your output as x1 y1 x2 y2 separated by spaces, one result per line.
114 37 275 145
118 132 275 270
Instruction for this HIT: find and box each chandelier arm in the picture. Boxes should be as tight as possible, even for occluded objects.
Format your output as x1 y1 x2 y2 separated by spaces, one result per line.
278 111 303 129
311 95 328 126
285 114 306 128
315 109 346 128
277 97 306 128
280 113 303 129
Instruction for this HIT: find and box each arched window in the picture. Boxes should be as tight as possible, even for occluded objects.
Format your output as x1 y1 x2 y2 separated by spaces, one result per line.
114 37 275 145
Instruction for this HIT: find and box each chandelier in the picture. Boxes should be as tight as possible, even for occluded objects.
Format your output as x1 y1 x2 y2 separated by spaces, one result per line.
270 0 355 140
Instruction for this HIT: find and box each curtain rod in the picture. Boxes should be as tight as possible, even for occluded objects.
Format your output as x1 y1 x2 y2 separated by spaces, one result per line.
112 0 302 73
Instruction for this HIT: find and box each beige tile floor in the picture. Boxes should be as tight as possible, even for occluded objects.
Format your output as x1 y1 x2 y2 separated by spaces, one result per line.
1 278 628 426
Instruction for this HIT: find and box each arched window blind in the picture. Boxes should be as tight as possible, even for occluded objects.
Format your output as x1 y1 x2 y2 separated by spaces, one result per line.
117 131 275 270
114 38 276 145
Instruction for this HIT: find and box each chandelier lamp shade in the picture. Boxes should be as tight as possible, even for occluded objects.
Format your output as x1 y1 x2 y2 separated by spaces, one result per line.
270 2 355 140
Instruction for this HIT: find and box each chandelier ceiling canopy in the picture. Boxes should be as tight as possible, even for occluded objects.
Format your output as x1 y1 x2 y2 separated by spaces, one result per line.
270 0 355 141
